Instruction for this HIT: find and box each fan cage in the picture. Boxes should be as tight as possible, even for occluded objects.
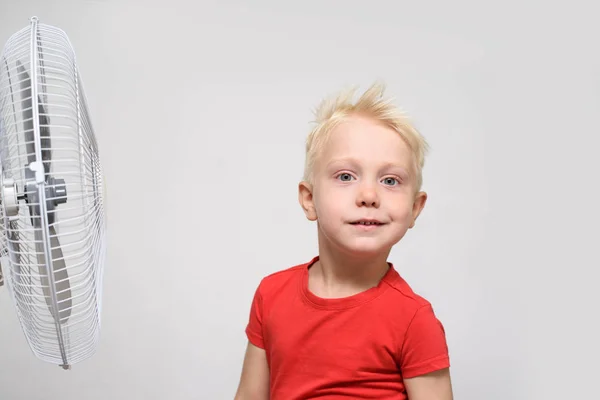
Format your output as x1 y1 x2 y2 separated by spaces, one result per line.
0 18 106 368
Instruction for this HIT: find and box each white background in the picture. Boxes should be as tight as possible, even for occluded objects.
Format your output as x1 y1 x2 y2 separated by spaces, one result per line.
1 0 599 399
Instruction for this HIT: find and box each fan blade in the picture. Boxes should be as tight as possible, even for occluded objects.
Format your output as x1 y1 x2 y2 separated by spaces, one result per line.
16 61 52 174
7 220 21 277
35 226 72 322
0 221 23 297
16 61 37 166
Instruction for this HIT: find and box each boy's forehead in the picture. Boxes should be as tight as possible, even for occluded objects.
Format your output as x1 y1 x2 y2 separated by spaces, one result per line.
317 116 415 169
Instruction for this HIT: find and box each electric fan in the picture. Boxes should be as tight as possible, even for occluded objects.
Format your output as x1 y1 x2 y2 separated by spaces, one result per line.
0 16 106 370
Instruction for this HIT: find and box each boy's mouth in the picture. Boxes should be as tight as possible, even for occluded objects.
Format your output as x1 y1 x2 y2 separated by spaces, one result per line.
350 219 384 226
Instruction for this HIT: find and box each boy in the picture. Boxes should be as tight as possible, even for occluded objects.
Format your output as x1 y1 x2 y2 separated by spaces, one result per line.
234 83 453 400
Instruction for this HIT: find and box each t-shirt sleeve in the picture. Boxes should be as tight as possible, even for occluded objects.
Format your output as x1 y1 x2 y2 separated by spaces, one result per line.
399 304 450 379
245 282 265 349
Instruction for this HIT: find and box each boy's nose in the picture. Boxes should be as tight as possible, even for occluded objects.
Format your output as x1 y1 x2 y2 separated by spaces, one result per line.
356 187 380 208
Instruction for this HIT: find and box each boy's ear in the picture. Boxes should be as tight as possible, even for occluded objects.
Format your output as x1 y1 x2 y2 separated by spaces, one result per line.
298 181 318 221
409 191 427 229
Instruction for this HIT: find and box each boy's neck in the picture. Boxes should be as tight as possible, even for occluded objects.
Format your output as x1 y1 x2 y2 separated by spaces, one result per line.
308 241 391 299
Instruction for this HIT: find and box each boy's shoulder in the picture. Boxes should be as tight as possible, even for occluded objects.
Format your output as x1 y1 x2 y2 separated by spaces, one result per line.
381 266 435 310
253 257 314 296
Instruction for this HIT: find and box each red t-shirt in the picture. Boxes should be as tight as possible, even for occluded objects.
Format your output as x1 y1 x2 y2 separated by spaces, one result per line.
245 256 450 400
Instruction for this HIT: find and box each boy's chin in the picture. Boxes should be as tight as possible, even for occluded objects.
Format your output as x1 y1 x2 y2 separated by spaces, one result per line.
337 241 393 259
319 230 397 258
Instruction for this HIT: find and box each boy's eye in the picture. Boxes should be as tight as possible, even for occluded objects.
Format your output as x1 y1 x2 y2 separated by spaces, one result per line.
337 173 354 182
382 177 399 186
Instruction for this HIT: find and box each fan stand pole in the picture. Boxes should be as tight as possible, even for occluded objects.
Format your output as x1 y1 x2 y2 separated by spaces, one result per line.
28 16 70 371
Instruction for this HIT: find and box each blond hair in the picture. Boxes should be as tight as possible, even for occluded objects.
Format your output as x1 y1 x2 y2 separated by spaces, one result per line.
302 82 429 191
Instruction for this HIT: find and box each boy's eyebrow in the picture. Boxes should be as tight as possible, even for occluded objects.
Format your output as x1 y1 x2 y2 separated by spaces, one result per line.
326 157 360 168
381 162 411 178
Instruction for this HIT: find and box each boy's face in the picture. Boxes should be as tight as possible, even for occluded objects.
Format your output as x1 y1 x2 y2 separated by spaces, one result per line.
299 115 427 257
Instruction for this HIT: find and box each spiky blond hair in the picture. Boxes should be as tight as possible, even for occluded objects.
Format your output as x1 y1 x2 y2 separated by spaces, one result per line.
302 82 429 191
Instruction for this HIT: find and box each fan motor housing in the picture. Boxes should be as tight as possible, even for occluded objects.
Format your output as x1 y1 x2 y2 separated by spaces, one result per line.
1 175 19 219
